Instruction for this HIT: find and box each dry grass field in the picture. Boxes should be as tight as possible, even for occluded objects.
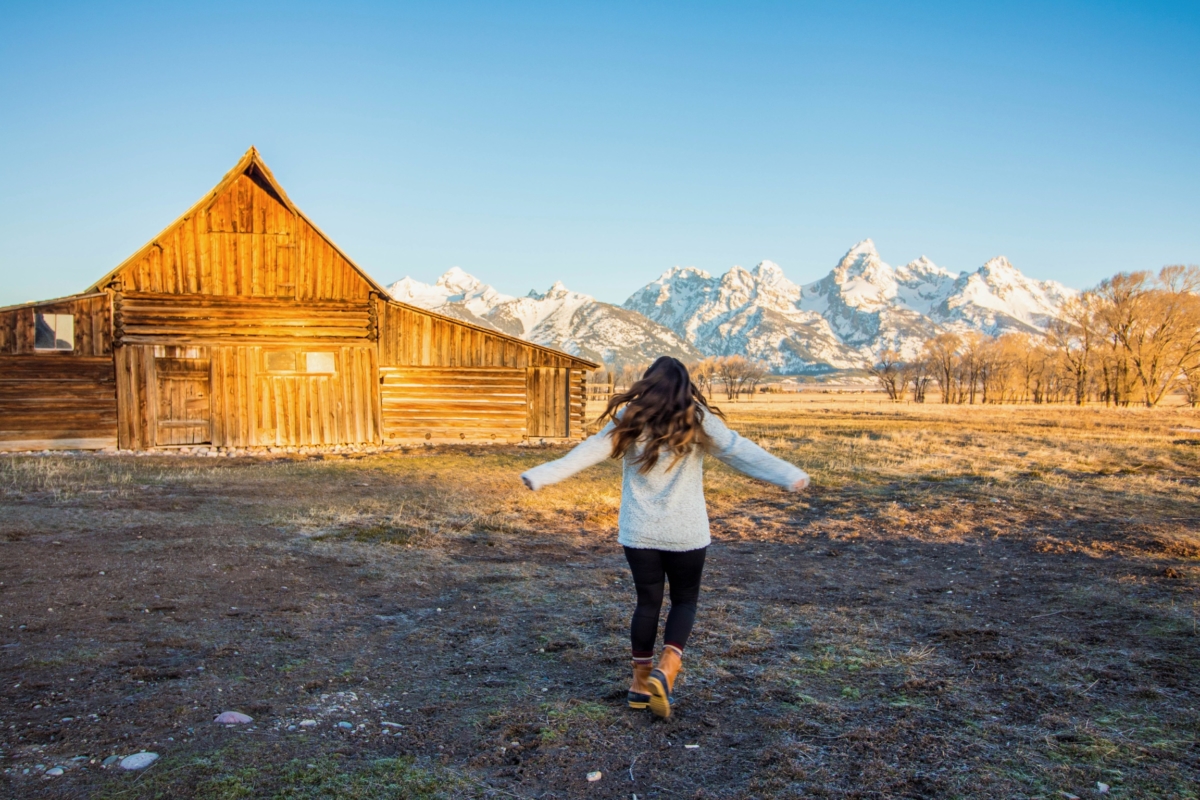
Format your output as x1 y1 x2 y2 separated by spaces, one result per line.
1 395 1198 799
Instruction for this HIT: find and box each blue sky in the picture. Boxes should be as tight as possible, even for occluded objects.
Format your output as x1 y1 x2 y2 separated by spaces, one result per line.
1 1 1197 306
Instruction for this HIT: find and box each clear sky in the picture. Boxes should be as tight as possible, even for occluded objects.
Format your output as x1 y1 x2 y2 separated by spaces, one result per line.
1 1 1197 307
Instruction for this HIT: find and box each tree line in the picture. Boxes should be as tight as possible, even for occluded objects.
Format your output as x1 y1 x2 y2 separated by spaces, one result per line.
588 356 770 401
870 266 1200 407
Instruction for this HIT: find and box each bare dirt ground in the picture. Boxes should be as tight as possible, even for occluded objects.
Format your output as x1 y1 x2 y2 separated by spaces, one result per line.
1 397 1198 799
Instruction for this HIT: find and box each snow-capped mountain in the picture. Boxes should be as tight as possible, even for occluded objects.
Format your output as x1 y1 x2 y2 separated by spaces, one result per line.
388 241 1075 373
624 262 866 370
385 271 699 365
387 267 515 329
626 239 1076 372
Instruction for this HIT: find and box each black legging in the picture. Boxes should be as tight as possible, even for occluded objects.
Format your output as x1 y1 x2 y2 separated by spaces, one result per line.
623 546 707 657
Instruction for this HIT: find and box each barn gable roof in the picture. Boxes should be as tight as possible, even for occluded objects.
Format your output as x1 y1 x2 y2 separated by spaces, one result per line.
84 147 596 369
86 146 390 297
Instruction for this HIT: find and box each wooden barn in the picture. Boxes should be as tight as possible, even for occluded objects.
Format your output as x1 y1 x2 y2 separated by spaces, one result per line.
0 148 596 452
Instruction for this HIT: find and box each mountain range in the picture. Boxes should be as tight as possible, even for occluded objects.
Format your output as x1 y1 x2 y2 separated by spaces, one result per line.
386 239 1076 373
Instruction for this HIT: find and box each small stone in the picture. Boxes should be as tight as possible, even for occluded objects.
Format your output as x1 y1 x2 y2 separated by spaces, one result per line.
337 721 353 729
45 767 64 777
102 755 121 767
586 770 602 782
1097 783 1110 794
120 752 159 770
299 719 317 727
214 711 253 724
684 744 700 749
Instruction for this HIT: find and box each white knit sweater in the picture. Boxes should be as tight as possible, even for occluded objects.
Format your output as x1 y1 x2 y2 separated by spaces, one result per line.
520 411 808 551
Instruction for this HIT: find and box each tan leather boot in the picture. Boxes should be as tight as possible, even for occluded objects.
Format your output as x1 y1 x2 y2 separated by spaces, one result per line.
647 645 682 718
627 659 653 710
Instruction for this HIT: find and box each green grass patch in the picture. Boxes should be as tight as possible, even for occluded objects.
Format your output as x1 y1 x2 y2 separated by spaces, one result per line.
97 750 469 800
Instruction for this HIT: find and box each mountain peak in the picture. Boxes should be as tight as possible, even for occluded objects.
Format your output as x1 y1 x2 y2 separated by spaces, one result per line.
846 238 878 258
435 266 483 291
387 268 513 313
753 260 785 278
897 255 957 280
981 256 1017 274
658 265 712 282
834 239 887 276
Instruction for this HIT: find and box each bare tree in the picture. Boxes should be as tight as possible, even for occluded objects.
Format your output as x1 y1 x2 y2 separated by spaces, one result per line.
901 358 931 403
1046 293 1098 405
868 349 906 401
688 358 718 400
713 356 766 401
743 360 768 398
923 333 962 404
959 332 992 404
1181 361 1200 408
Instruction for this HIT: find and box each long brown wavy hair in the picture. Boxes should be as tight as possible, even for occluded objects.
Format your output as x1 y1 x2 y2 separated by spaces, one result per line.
598 356 724 473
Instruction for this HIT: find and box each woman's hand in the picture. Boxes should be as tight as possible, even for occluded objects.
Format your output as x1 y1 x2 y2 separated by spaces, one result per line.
790 474 810 492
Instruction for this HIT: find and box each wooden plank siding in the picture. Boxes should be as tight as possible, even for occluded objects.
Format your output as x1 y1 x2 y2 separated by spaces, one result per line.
154 349 212 445
252 345 379 447
109 173 370 302
0 356 118 450
526 367 570 438
117 343 379 449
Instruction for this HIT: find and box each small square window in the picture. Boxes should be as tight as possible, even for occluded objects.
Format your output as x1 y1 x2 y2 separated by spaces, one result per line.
264 351 297 372
305 352 336 373
34 312 74 351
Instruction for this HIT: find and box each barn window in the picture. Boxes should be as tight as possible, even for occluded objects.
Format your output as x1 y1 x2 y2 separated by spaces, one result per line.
264 351 297 372
305 352 336 373
34 312 74 351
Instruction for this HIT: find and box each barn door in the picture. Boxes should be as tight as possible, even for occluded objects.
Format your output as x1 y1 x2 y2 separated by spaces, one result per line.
154 347 211 445
526 367 570 438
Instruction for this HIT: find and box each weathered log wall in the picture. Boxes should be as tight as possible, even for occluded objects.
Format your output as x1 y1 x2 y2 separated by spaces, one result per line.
115 293 372 344
0 357 118 450
380 366 527 442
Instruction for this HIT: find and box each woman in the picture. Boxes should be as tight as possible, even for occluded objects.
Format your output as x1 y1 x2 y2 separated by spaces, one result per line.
520 357 809 718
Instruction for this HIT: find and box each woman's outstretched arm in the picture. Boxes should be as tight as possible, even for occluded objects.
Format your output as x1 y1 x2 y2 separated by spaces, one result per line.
520 421 616 490
702 413 810 491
